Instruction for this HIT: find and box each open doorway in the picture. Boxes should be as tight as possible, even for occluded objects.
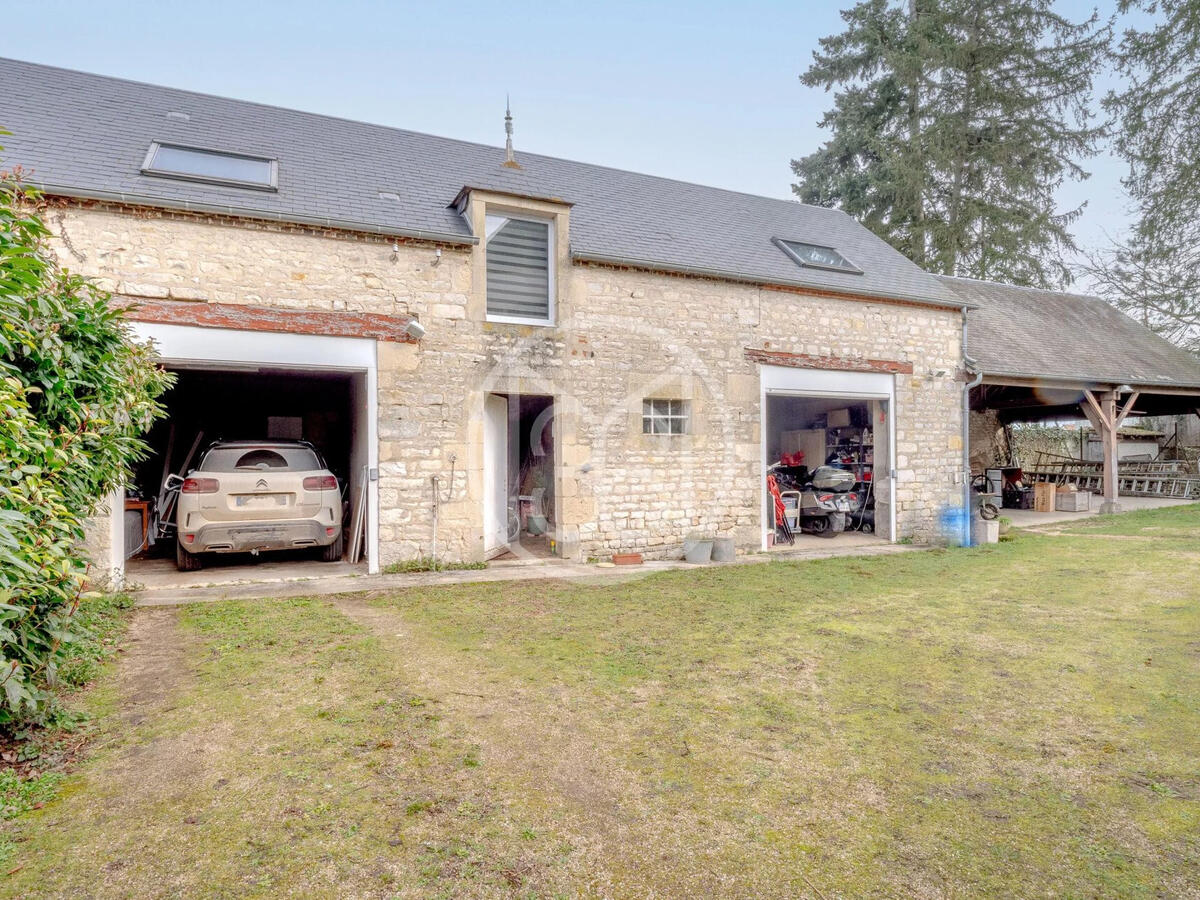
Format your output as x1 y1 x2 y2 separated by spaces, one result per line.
763 392 892 546
123 364 370 583
483 392 558 560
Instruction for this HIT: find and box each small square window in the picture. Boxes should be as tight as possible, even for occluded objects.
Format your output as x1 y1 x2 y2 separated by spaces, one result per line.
773 238 862 274
642 399 689 435
140 142 278 191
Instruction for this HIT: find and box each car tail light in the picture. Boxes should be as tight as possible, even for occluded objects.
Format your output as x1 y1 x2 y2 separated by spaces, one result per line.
181 477 219 494
183 533 195 544
303 475 338 491
326 527 336 536
847 493 858 503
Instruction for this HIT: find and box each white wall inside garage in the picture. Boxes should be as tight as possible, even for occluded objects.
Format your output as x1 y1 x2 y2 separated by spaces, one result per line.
114 323 380 580
759 364 897 547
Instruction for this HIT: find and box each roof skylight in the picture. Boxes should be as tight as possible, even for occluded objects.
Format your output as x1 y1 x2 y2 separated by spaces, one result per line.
140 142 277 190
773 238 862 274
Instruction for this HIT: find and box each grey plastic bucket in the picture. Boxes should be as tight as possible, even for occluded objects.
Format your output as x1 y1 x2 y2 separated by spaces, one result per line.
683 538 713 563
711 536 735 562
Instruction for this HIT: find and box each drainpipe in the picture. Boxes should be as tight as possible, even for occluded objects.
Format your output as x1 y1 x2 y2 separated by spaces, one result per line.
962 306 983 546
431 475 440 564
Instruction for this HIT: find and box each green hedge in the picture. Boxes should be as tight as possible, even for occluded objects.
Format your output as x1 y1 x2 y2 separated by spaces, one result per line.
0 158 171 726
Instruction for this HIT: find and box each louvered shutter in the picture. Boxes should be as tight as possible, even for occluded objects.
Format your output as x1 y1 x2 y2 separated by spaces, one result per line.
487 218 551 320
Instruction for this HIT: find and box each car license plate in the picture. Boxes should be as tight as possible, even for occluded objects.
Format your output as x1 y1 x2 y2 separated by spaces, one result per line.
235 495 286 507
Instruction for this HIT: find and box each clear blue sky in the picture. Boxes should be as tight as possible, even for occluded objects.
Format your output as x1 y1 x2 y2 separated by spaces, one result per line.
10 0 1134 271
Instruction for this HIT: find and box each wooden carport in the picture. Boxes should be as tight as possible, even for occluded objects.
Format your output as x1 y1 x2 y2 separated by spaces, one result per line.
939 276 1200 513
969 377 1200 511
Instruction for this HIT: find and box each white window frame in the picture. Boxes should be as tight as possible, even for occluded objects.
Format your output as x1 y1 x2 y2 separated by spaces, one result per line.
642 398 690 435
772 237 863 275
140 141 279 191
484 211 556 326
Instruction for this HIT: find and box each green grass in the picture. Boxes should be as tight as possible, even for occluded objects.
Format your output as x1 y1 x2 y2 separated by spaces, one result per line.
0 592 135 869
364 525 1200 895
4 505 1200 897
383 556 489 574
56 591 138 689
2 597 580 897
1049 501 1200 538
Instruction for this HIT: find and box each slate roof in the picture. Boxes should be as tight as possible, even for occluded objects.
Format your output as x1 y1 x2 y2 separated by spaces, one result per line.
941 276 1200 390
0 57 961 308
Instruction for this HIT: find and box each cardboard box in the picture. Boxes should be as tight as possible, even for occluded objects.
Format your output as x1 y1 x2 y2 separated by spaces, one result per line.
827 408 851 428
1033 482 1057 513
1055 491 1091 512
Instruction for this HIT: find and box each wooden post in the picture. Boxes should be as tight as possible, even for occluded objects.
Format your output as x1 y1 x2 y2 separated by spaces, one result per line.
1100 391 1119 512
1082 389 1140 515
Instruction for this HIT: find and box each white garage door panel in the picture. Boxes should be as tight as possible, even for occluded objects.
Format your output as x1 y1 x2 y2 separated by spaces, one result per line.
132 323 376 371
761 364 893 398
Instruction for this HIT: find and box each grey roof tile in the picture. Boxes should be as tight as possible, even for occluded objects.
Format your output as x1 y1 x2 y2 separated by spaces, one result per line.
941 276 1200 389
0 57 959 307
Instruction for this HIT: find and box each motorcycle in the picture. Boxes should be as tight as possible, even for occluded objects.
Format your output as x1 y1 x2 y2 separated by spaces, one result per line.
769 463 858 539
798 465 858 538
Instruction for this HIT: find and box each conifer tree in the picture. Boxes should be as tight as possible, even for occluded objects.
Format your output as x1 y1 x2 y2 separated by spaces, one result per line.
1087 0 1200 353
794 0 1108 287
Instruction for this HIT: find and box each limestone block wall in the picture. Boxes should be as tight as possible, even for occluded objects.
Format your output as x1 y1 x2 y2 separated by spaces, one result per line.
79 491 120 589
969 409 1005 472
52 202 964 569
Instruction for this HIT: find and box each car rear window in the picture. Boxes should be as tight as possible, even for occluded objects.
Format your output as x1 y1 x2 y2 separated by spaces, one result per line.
199 446 323 472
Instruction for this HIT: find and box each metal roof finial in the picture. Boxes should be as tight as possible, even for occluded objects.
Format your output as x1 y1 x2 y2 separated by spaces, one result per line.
502 95 520 168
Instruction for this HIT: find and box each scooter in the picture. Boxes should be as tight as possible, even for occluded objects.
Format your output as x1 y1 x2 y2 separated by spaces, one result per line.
798 466 858 538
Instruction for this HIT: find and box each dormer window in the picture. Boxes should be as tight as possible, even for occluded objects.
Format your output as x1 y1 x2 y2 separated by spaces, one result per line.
773 238 862 274
485 213 554 324
140 142 278 191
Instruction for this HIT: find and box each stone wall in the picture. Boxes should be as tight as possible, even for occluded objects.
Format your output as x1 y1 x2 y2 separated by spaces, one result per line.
969 409 1005 473
52 201 964 568
80 492 119 589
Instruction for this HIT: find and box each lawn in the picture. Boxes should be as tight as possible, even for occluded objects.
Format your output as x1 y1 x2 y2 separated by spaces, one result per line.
3 506 1198 898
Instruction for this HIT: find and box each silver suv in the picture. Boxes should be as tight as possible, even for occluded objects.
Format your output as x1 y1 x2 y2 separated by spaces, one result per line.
174 440 343 571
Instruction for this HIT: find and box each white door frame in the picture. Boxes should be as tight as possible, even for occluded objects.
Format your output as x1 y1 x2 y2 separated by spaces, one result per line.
759 365 897 548
112 322 381 583
482 393 510 558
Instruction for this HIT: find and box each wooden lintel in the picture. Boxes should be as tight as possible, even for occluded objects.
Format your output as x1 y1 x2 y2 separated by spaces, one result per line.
114 297 419 343
744 347 914 375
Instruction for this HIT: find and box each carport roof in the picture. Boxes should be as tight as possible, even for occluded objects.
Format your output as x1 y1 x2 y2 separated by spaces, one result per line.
0 57 962 310
940 276 1200 391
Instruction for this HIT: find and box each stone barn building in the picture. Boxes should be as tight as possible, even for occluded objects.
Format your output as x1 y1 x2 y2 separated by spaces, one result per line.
20 58 1199 583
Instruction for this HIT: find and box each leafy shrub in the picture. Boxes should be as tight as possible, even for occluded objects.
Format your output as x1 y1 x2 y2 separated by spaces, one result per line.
0 157 170 727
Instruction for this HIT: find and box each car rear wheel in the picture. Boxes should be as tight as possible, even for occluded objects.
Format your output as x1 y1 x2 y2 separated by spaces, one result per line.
176 539 203 572
321 530 345 562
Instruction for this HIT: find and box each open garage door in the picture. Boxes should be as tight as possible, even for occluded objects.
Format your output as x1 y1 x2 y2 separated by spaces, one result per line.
111 323 379 585
760 365 895 548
